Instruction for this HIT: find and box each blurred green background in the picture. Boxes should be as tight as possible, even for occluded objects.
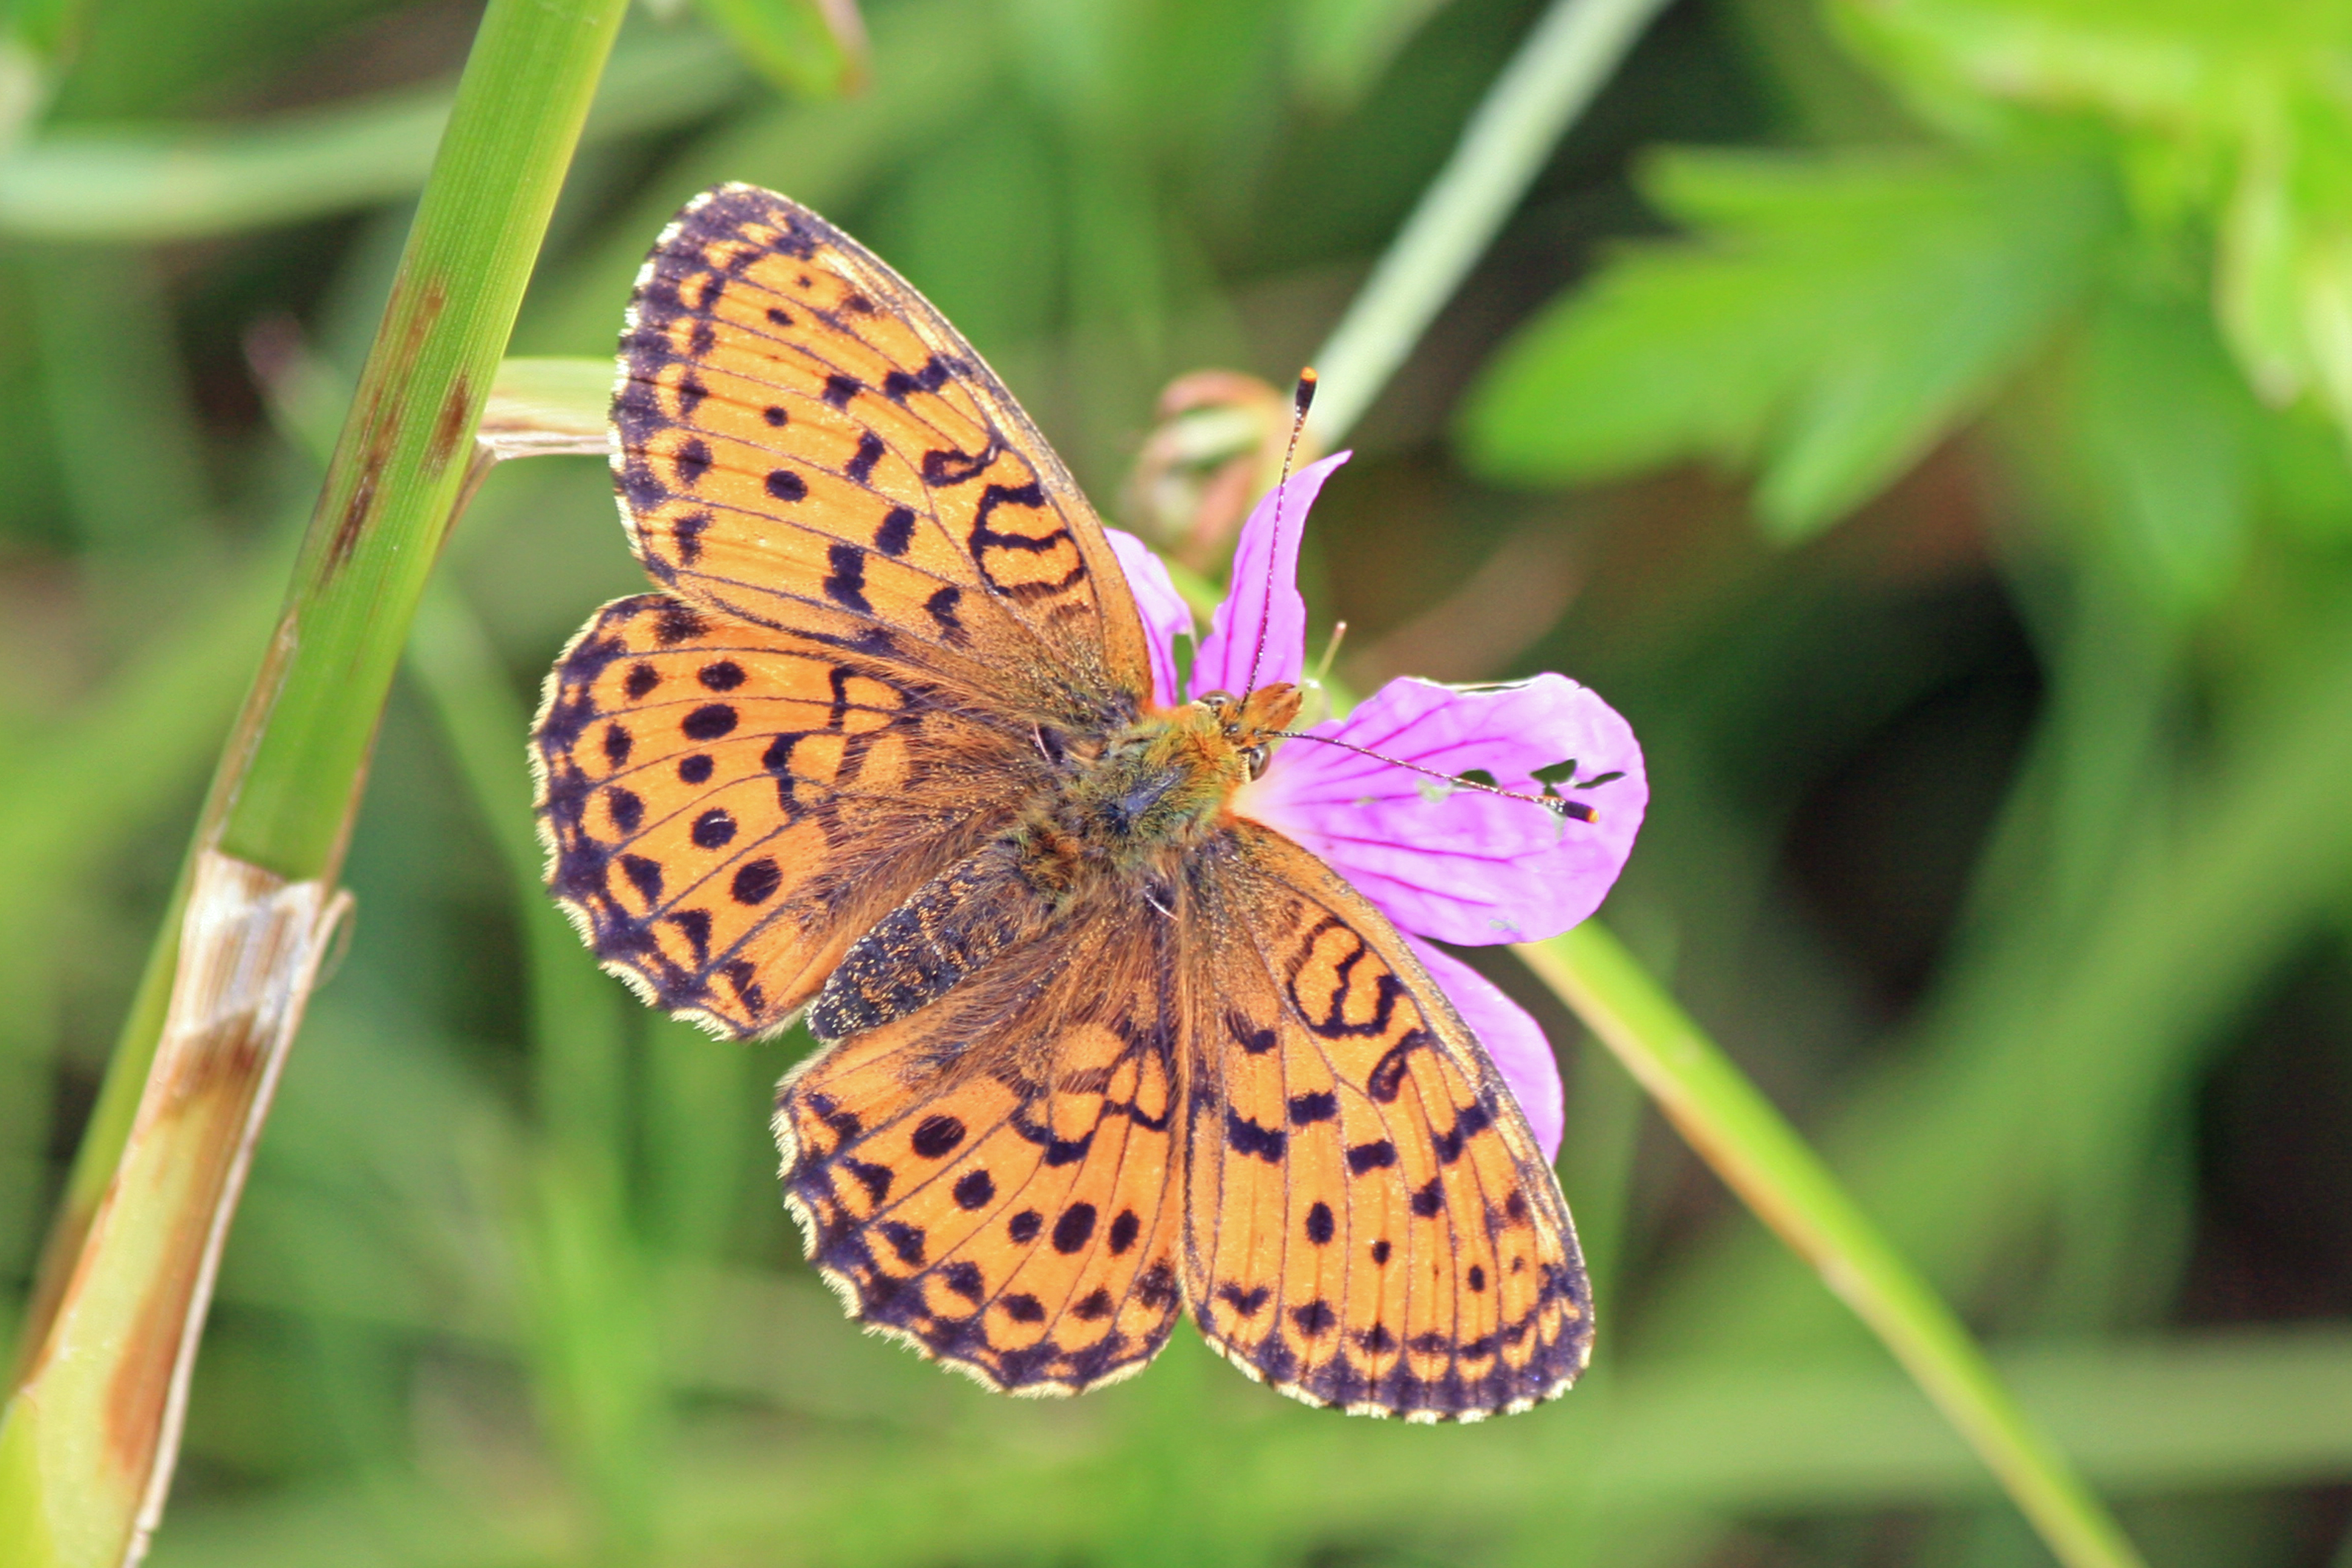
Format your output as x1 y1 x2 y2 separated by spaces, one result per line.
4 0 2352 1563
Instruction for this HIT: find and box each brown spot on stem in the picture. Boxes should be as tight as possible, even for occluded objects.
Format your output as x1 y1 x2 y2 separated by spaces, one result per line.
322 276 447 578
327 436 388 574
426 369 475 477
166 1011 269 1106
105 1230 203 1484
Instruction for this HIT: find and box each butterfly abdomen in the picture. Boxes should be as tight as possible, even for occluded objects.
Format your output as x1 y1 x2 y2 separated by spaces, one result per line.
808 845 1056 1041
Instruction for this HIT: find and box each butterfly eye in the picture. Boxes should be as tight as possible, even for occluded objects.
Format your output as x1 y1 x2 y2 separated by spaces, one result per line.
1241 744 1269 779
1195 690 1236 716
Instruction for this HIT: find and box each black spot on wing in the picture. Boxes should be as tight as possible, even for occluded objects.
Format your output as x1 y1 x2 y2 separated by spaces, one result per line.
911 1115 966 1158
1225 1109 1285 1163
846 431 885 485
1226 1011 1277 1055
682 704 737 740
923 585 964 641
874 505 916 557
823 544 870 614
1051 1203 1096 1253
730 858 781 904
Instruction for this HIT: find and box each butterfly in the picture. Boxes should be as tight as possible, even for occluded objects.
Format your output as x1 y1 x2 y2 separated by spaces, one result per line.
532 184 1599 1420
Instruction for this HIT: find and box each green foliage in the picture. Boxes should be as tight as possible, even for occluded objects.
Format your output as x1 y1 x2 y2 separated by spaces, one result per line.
1463 147 2120 538
1835 0 2352 433
1463 0 2352 612
2071 286 2261 613
1287 0 1461 111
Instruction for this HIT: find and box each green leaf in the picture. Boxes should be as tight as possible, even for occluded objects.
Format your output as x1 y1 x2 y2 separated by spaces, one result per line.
691 0 867 99
1460 148 2121 540
1831 0 2352 134
2074 289 2258 614
2225 99 2352 443
1831 0 2352 449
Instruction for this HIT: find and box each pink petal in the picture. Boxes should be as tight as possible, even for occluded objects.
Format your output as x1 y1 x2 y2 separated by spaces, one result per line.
1238 673 1646 946
1105 527 1192 709
1403 936 1563 1163
1189 451 1351 700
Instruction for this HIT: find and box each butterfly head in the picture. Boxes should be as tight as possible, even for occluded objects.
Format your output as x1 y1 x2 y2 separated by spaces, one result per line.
1025 682 1305 888
1192 683 1304 782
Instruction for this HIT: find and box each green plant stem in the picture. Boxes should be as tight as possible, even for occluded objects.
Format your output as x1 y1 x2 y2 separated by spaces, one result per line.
0 2 628 1561
1304 0 1673 443
1632 596 2352 1367
18 0 632 1324
1517 924 2146 1568
217 0 628 880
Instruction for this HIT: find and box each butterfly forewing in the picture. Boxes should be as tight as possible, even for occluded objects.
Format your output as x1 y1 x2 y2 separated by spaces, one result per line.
615 183 1152 722
1181 823 1592 1420
774 902 1187 1394
532 594 1039 1035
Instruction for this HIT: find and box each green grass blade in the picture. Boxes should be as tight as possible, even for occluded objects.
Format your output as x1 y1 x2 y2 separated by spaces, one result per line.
0 29 738 243
215 0 629 881
1305 0 1674 443
1518 923 2146 1568
0 1 630 1560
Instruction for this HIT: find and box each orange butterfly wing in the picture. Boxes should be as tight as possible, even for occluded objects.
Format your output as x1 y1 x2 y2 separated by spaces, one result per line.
774 893 1187 1394
613 183 1151 713
1180 822 1592 1421
535 184 1161 1034
533 594 1042 1034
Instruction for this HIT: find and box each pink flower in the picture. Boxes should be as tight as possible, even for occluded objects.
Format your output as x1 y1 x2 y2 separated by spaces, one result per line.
1109 452 1647 1160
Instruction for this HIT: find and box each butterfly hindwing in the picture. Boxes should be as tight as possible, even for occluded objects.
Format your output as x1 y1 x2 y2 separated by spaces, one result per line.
532 593 1040 1036
615 183 1152 724
775 892 1187 1394
1180 822 1592 1421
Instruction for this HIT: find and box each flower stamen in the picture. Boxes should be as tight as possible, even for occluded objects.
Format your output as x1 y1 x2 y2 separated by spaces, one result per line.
1310 619 1348 688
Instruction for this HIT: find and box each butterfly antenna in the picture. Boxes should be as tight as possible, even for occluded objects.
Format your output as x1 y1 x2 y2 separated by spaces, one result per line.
1269 729 1598 822
1243 368 1316 696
